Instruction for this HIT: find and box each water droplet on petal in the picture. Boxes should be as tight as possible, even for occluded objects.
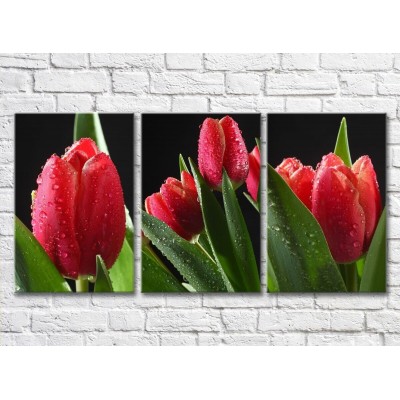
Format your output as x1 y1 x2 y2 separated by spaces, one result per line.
52 184 60 190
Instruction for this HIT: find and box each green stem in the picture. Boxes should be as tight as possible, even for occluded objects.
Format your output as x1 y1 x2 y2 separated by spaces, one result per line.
339 263 358 292
195 240 215 263
76 276 89 292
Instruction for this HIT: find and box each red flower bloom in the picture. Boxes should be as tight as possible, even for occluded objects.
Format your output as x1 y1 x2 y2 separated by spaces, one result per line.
31 138 126 279
246 146 261 201
198 116 249 189
312 153 381 263
276 157 315 210
145 171 204 241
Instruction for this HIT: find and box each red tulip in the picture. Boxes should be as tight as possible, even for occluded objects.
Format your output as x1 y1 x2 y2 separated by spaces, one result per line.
276 158 315 210
312 153 381 263
198 116 249 189
31 138 126 279
246 146 260 201
145 171 204 241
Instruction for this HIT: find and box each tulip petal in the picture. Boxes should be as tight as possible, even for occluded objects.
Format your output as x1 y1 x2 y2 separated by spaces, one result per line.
276 157 303 182
290 166 315 211
352 156 382 249
76 153 126 275
246 146 260 201
198 118 225 188
161 179 204 236
63 138 99 174
220 116 249 186
145 193 190 240
32 155 80 279
312 166 366 263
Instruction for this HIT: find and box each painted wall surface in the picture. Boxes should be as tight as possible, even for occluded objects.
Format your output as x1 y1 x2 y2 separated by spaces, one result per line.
1 53 399 345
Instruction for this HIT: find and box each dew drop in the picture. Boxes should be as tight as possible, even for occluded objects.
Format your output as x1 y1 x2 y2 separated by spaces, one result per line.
52 184 60 190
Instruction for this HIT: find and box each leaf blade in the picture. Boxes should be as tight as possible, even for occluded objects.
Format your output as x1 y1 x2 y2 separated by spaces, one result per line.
94 255 114 292
108 239 134 292
334 117 352 167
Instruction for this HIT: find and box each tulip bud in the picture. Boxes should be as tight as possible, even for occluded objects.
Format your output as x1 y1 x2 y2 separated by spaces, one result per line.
276 158 315 210
312 153 381 263
198 116 249 189
31 138 126 279
145 171 204 241
246 146 261 201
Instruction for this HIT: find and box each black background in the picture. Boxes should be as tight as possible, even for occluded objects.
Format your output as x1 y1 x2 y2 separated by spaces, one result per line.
142 113 261 273
15 114 134 228
268 114 386 202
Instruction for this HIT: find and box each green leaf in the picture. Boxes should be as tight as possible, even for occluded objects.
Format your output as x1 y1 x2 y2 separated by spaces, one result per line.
222 171 260 292
94 255 114 292
360 208 386 292
142 248 187 292
267 257 279 292
73 113 109 154
334 117 352 167
189 159 245 292
108 238 134 292
197 232 214 259
267 165 346 292
15 216 71 293
179 154 190 174
125 206 134 251
244 192 260 212
142 212 230 292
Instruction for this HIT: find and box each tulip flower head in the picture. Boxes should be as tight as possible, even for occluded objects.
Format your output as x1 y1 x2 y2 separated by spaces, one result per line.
276 157 315 210
198 116 249 190
246 145 261 201
312 153 381 263
31 138 126 279
145 171 204 241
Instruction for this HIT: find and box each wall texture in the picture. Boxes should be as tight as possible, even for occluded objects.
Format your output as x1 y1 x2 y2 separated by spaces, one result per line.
1 53 399 346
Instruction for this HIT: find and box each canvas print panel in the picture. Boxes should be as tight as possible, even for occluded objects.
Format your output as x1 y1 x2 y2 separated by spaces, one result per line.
267 113 386 293
15 113 134 293
141 114 261 293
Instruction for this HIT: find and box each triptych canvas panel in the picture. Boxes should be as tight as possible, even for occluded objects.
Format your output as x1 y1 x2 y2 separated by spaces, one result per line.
14 113 386 294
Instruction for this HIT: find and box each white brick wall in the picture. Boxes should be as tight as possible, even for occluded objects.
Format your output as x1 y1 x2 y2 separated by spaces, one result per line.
0 53 398 346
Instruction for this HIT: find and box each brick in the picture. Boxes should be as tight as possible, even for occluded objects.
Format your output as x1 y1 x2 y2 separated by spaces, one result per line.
198 333 222 345
57 94 94 112
203 293 275 308
210 96 284 112
286 98 322 112
0 189 13 212
367 311 400 332
321 53 393 71
269 333 306 345
166 53 203 70
266 73 338 95
31 311 107 332
330 311 365 331
323 98 397 119
172 96 208 112
205 53 278 71
0 95 54 116
108 310 145 331
52 294 91 308
96 95 170 112
392 147 400 167
35 71 108 93
165 294 202 308
221 334 270 345
0 71 30 92
160 333 197 345
146 310 221 332
277 294 314 309
51 53 88 68
0 311 30 332
226 73 261 94
340 73 376 95
86 332 159 345
221 310 258 332
385 334 400 345
112 72 149 93
0 213 13 235
0 237 14 259
258 311 330 331
47 334 85 346
388 261 400 286
387 120 400 143
0 117 13 139
0 139 13 163
378 74 400 95
388 217 400 239
0 53 48 68
281 53 319 70
307 333 380 345
1 333 47 346
315 294 386 310
388 289 400 309
90 53 165 70
150 72 224 94
388 168 400 191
